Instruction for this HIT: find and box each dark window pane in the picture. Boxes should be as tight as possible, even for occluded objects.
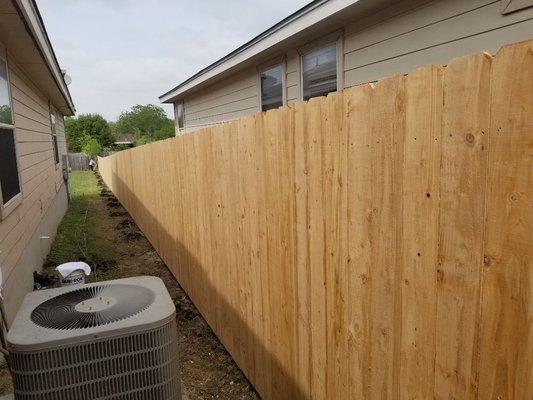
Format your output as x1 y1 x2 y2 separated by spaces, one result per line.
175 102 184 129
261 64 283 111
53 135 59 164
50 112 59 164
302 43 337 101
0 60 12 126
0 127 20 204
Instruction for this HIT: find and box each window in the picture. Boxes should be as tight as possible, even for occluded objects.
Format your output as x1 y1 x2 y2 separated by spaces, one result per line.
50 109 59 164
302 43 337 101
174 101 184 133
0 58 20 209
0 128 20 205
260 64 283 111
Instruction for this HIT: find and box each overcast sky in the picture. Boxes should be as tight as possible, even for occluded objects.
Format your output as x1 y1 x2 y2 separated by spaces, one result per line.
37 0 310 121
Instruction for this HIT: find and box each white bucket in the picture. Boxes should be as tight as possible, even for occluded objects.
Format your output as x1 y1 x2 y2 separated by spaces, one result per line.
58 269 85 286
55 261 91 287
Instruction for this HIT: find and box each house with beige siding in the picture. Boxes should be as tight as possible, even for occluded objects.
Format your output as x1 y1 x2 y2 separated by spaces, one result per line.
160 0 533 133
0 0 75 321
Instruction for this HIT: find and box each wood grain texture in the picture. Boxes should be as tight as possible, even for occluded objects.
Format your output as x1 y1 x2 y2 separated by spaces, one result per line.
478 40 533 400
97 40 533 400
400 65 443 400
434 52 492 400
346 83 374 399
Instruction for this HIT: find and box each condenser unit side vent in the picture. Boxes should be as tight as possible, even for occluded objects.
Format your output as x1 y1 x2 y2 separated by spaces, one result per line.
7 276 181 400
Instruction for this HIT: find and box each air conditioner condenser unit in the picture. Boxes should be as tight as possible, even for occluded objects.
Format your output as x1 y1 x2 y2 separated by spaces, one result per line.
7 276 181 400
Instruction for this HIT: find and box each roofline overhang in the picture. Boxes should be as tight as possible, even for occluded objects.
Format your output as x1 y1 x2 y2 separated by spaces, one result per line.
13 0 76 115
159 0 359 103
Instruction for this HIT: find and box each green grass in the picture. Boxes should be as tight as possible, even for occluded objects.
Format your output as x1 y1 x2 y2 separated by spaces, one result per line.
44 171 116 276
69 170 100 199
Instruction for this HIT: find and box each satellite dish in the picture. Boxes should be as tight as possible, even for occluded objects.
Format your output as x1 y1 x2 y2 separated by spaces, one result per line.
61 69 72 86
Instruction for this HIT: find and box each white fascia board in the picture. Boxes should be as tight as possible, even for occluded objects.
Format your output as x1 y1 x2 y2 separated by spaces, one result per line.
15 0 75 114
159 0 359 103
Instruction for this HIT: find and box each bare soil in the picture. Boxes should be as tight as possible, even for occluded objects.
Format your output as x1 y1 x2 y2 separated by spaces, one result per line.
0 175 260 400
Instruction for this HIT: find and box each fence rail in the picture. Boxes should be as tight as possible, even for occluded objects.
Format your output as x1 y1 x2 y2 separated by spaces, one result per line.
99 40 533 400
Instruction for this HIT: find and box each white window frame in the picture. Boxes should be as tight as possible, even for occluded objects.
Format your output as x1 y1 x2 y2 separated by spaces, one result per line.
0 55 22 220
257 57 287 112
298 30 344 101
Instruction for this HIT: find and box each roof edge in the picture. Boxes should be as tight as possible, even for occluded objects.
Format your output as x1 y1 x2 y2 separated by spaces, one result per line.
160 0 357 103
14 0 76 115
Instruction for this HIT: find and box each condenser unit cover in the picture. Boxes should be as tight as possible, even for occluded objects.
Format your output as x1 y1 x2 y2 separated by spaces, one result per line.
7 276 181 400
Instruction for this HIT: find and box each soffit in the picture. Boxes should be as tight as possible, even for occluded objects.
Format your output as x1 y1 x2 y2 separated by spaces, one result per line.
0 0 74 116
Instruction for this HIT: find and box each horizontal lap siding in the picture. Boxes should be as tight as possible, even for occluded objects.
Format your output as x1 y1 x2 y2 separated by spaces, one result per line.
343 0 533 87
286 49 300 104
0 57 67 279
184 68 259 129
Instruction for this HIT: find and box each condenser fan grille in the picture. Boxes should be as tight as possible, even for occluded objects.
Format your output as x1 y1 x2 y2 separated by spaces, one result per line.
31 284 155 329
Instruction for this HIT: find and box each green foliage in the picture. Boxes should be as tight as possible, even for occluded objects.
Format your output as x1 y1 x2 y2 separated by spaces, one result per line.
0 104 12 125
114 104 174 144
65 113 113 152
80 134 102 157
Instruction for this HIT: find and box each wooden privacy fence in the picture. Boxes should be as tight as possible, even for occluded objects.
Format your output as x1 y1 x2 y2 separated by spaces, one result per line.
98 40 533 400
67 152 90 170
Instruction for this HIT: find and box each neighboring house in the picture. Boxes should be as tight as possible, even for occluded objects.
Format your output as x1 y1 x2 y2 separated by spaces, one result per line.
0 0 75 321
160 0 533 133
114 132 135 148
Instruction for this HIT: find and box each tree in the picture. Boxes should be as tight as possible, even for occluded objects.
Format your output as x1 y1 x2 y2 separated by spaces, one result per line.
114 104 174 144
65 114 113 152
79 133 101 158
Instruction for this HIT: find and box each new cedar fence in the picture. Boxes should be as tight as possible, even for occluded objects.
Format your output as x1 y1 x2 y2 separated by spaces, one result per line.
98 40 533 400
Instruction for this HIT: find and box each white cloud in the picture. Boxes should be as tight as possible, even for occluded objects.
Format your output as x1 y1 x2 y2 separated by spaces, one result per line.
37 0 310 121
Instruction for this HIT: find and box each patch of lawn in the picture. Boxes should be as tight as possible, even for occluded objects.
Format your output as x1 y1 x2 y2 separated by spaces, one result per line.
69 170 100 199
44 171 117 277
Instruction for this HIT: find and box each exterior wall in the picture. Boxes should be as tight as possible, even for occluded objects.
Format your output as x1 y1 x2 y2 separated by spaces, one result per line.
2 185 68 323
177 0 533 130
0 42 69 321
285 49 300 105
342 0 533 87
183 67 258 132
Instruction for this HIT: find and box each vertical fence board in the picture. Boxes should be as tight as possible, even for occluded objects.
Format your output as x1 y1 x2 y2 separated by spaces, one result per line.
96 39 533 400
264 106 298 398
174 137 190 295
400 65 443 399
236 115 255 383
321 91 349 398
346 83 375 399
294 101 312 398
434 52 492 400
478 41 533 400
304 97 327 400
254 113 272 400
368 76 405 400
